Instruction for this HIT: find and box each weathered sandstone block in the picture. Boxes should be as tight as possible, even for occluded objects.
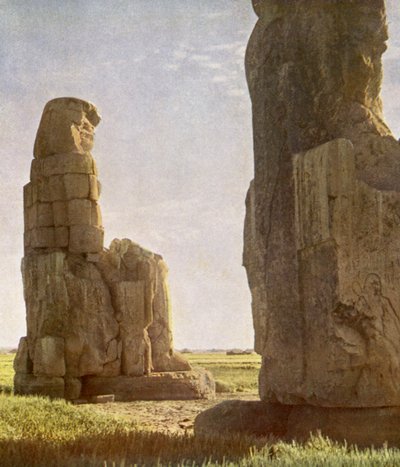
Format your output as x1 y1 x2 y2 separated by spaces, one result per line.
64 377 82 401
64 174 90 199
37 203 53 227
81 369 215 402
13 337 32 374
67 199 93 225
69 225 104 253
195 401 400 448
22 252 119 378
33 336 66 377
42 152 95 177
55 227 69 247
89 175 100 200
52 201 68 226
30 227 55 249
14 374 65 399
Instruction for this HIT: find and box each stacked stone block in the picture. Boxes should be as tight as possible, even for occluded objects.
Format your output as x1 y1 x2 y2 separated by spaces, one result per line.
23 98 103 254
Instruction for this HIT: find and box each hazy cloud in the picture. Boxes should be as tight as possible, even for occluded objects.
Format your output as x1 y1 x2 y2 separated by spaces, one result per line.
173 50 188 60
384 44 400 60
190 54 211 62
203 12 231 19
235 46 246 56
212 75 230 83
227 88 246 97
205 41 243 52
165 63 180 71
201 62 223 70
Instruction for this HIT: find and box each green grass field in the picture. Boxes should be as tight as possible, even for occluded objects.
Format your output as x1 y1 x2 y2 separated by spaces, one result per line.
186 353 261 392
2 352 400 465
1 393 400 466
0 353 14 393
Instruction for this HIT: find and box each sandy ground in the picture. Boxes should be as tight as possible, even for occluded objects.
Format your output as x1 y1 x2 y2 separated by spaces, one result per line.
84 393 259 434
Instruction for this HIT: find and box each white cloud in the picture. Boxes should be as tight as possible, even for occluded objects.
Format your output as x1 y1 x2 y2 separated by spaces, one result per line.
235 59 245 69
190 54 211 62
205 41 243 52
235 46 247 56
212 75 230 83
227 88 246 97
204 12 230 19
384 44 400 61
173 50 188 60
201 62 222 70
164 64 180 71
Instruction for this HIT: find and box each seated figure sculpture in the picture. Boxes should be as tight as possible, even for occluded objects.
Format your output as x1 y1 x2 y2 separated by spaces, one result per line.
195 0 400 446
14 97 215 401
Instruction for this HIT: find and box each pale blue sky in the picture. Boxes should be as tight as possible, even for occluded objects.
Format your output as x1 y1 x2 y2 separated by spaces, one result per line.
0 1 399 349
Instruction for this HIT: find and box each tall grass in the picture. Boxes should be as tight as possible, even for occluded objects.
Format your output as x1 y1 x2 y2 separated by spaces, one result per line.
0 394 262 466
0 354 14 394
2 394 400 466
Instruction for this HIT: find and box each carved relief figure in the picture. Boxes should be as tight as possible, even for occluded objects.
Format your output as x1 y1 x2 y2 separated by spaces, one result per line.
354 274 400 365
333 273 400 397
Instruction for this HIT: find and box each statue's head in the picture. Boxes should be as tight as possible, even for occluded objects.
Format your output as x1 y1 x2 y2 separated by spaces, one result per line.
33 97 101 158
247 0 388 151
341 3 387 111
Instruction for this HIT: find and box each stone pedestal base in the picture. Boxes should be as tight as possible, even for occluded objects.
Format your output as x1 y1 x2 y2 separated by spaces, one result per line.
194 400 400 447
81 369 215 401
15 369 215 402
14 373 65 399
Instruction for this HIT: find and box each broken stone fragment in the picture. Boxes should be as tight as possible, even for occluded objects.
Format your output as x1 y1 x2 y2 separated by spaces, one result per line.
13 337 32 374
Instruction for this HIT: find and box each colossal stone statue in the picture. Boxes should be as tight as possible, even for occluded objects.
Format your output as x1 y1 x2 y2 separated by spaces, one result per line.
15 97 215 401
244 0 400 409
196 0 400 445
